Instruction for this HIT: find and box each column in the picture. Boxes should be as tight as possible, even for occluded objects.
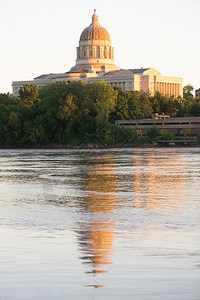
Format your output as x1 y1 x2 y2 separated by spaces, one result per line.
166 83 168 95
100 47 103 58
93 46 96 58
161 82 164 94
164 83 166 95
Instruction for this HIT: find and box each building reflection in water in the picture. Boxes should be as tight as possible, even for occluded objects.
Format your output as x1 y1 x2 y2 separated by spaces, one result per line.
76 150 185 283
77 154 117 279
133 151 185 209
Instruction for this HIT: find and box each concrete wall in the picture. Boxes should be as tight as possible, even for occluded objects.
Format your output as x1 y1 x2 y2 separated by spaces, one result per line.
116 117 200 136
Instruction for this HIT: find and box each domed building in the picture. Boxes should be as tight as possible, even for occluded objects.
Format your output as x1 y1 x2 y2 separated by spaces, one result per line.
12 10 183 98
71 9 119 74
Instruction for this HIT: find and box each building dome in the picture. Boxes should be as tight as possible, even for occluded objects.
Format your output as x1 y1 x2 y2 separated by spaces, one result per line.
80 10 111 42
71 10 120 74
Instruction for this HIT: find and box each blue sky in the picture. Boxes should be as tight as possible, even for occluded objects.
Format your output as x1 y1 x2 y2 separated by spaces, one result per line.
0 0 199 93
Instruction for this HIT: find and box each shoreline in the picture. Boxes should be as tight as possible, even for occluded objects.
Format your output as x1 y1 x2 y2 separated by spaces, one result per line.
0 142 200 150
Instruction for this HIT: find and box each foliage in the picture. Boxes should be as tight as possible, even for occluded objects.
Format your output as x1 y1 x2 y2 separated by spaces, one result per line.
18 83 40 107
111 88 152 121
160 130 175 140
183 84 194 101
189 99 200 116
85 81 117 125
0 93 22 144
147 126 160 140
0 82 200 146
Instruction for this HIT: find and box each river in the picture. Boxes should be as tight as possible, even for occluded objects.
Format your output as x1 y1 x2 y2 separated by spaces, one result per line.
0 148 200 300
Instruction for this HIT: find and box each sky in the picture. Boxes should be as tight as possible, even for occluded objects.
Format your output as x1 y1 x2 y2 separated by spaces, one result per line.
0 0 200 94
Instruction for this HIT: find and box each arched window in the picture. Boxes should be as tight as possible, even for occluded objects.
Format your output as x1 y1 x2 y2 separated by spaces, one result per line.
83 47 86 58
96 46 100 58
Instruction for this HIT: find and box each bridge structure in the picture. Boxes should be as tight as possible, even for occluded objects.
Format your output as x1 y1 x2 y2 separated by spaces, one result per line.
115 116 200 136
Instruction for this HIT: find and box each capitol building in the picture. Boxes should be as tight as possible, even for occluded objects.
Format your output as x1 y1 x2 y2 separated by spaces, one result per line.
12 10 183 98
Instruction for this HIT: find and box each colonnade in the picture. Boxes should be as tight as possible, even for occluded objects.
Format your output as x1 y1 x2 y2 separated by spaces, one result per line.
110 82 126 90
77 45 114 60
155 82 181 98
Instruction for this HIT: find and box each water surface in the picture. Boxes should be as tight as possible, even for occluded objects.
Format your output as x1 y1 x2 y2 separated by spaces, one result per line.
0 148 200 299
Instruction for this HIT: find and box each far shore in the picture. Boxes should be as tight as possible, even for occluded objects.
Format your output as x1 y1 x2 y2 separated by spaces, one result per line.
0 142 200 150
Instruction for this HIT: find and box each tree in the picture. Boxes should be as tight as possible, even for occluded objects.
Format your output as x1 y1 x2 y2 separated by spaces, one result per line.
110 87 130 121
0 93 22 144
127 91 152 119
8 111 22 139
147 126 160 140
189 100 200 116
18 83 40 107
22 120 47 144
86 81 117 124
183 84 194 100
57 94 78 120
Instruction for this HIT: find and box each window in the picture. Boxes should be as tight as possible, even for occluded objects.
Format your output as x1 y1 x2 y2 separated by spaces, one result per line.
96 46 100 58
89 46 93 58
104 46 107 58
83 48 86 58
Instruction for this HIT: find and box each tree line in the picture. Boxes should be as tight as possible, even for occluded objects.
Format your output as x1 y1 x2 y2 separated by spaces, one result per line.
0 81 199 146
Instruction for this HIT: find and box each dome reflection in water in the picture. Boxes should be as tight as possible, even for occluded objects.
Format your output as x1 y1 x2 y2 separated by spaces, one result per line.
77 154 117 277
0 149 199 299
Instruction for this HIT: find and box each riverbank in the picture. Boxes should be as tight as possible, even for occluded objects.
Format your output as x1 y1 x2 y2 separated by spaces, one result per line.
0 141 200 149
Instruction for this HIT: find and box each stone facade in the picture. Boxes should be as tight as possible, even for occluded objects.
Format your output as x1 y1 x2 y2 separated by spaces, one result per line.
12 10 183 98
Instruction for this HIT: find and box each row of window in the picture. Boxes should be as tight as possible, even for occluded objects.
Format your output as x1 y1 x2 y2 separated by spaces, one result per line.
110 82 126 90
77 46 113 59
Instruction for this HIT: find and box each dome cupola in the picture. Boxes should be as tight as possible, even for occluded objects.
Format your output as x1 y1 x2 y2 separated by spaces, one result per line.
79 10 111 42
71 10 119 74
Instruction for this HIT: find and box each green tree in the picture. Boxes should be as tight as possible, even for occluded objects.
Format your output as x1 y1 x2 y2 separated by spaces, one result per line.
8 111 22 139
0 93 22 144
147 126 160 140
57 94 78 120
109 87 129 121
22 120 47 144
18 83 40 107
189 99 200 116
127 91 152 119
160 129 175 140
183 84 194 101
86 81 117 124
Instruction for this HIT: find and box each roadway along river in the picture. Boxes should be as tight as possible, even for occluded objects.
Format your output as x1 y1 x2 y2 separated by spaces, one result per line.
0 148 200 300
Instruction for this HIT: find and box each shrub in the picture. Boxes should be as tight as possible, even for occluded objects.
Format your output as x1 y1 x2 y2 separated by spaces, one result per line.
160 129 175 140
147 126 159 140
